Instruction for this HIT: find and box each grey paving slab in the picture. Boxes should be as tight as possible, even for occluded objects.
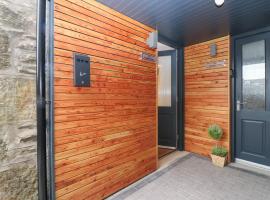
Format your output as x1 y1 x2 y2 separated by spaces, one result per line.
107 154 270 200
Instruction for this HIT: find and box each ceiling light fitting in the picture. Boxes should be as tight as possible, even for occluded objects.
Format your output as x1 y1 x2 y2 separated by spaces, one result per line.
215 0 224 7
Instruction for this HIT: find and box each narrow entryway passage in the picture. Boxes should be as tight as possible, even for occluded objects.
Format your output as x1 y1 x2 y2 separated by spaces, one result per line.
107 154 270 200
157 43 178 149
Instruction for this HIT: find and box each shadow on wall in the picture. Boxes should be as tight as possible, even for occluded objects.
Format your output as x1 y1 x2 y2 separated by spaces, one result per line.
0 0 38 199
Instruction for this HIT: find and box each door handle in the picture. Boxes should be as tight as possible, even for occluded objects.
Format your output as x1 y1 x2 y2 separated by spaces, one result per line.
236 100 247 111
80 72 87 77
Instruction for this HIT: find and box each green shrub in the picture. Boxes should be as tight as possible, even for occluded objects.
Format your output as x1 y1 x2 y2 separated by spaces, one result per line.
212 146 228 157
208 124 223 141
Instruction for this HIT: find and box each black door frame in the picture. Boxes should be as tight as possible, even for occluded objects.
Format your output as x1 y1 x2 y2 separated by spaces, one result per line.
231 26 270 162
158 50 177 148
158 34 184 151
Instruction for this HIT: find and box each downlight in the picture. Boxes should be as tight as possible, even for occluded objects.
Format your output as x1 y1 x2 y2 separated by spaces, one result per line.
215 0 225 7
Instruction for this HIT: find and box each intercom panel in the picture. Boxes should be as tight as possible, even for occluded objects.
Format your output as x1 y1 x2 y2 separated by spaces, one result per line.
73 53 90 87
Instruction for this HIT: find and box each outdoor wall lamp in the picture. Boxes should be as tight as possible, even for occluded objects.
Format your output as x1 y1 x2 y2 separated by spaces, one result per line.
146 31 158 49
215 0 224 7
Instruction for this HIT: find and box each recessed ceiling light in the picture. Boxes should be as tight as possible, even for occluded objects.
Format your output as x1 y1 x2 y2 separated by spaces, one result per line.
215 0 225 7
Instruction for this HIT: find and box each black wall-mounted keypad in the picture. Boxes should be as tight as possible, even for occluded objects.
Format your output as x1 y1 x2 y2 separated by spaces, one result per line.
73 53 90 87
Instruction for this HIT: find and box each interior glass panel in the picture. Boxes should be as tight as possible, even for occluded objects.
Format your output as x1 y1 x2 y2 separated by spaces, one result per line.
158 56 171 107
242 40 265 110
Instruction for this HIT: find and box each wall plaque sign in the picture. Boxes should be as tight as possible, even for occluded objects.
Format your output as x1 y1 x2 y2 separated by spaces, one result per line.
205 60 226 68
140 52 156 62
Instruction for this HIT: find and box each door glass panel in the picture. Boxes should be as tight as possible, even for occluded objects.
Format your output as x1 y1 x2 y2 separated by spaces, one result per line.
242 40 265 110
158 56 171 107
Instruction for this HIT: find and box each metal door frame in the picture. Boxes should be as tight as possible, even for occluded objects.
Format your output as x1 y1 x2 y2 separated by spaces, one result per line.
158 50 177 148
158 34 184 151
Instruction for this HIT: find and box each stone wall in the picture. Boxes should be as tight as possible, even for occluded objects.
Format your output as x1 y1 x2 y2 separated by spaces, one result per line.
0 0 38 199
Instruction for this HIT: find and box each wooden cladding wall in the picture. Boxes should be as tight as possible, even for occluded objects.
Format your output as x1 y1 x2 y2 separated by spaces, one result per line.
53 0 157 199
184 36 230 158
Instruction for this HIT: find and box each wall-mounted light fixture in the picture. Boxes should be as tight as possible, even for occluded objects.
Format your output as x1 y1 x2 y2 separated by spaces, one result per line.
210 43 217 57
146 31 158 49
215 0 225 7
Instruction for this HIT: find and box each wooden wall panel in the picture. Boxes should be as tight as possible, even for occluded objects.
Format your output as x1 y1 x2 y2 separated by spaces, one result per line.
53 0 157 199
184 36 231 158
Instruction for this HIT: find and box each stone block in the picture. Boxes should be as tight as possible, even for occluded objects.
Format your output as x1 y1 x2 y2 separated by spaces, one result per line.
0 78 16 123
0 31 10 69
0 139 7 161
14 36 36 74
0 163 38 200
0 1 24 30
0 123 36 165
15 78 36 121
0 0 37 199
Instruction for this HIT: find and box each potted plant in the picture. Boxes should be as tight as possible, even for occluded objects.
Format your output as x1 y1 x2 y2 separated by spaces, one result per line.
208 124 228 167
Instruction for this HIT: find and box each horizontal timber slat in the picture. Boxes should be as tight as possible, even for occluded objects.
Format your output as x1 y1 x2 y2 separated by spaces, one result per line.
55 0 149 39
54 42 154 68
54 0 157 199
184 36 231 159
55 144 155 189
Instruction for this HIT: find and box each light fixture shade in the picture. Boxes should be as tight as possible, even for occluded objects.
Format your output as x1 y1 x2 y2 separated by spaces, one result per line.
215 0 225 7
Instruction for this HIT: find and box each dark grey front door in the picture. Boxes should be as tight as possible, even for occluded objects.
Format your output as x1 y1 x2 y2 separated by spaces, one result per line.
158 50 177 148
235 32 270 166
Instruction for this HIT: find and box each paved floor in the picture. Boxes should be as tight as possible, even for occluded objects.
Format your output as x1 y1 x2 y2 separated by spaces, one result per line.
107 153 270 200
